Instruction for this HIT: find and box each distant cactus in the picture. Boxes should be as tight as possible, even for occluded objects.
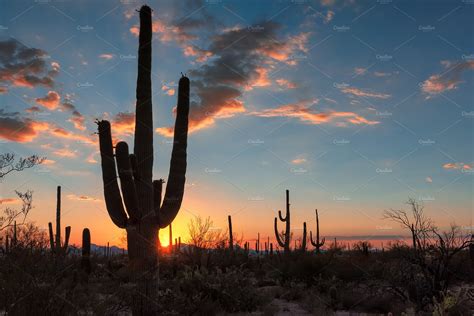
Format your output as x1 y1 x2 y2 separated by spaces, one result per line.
97 4 189 290
228 215 233 251
81 228 91 274
12 221 17 246
270 242 273 255
48 186 71 256
310 209 325 253
300 222 307 252
274 190 291 254
255 232 260 253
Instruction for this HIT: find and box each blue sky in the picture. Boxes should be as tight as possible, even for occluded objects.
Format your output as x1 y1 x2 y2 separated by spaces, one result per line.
0 0 473 247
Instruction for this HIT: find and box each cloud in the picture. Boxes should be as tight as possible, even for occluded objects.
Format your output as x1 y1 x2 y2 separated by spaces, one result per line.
292 158 307 164
49 126 95 145
421 61 474 96
250 99 380 126
276 78 297 89
112 112 135 136
0 39 59 93
67 194 101 202
425 176 432 183
25 106 42 113
162 84 176 96
99 53 114 60
52 147 77 158
157 22 310 136
68 110 86 131
443 162 472 170
35 90 60 110
183 45 213 63
340 87 391 99
0 110 49 142
0 198 19 205
353 67 367 76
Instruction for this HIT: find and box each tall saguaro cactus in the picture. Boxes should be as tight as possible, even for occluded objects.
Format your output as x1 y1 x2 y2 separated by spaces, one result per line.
310 209 325 253
97 8 189 311
48 186 71 256
274 190 291 254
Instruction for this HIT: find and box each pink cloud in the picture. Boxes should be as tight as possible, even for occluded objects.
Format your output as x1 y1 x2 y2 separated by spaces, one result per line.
421 61 474 96
341 87 391 99
276 78 297 89
35 91 61 110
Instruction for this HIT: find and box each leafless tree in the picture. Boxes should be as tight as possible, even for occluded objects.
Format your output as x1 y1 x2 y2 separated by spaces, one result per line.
0 153 44 179
187 216 227 249
0 153 43 231
383 198 472 304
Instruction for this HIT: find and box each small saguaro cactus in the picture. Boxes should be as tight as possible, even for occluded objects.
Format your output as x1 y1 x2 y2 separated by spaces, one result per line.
300 222 307 252
82 228 91 274
274 190 291 254
228 215 233 251
12 221 17 246
48 186 71 256
310 209 325 253
97 4 189 272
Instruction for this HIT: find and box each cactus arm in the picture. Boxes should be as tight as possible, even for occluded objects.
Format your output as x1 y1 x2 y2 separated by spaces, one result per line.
48 222 55 251
274 217 285 248
309 231 316 247
158 76 190 228
134 5 154 213
98 120 128 228
115 141 140 221
63 226 71 252
153 179 163 214
278 210 286 222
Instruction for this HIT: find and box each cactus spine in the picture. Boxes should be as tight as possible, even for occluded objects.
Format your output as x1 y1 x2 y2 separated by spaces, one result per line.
228 215 233 251
274 189 291 254
82 228 91 274
97 5 189 266
48 186 70 256
310 209 325 253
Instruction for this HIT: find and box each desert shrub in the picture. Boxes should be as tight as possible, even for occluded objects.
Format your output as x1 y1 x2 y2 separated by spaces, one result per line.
156 266 265 314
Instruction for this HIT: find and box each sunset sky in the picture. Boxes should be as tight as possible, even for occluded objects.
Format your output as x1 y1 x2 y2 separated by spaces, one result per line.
1 0 473 248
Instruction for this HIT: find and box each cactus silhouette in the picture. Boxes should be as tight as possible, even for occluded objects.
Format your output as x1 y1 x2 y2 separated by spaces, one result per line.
228 215 233 251
300 222 307 252
82 228 91 274
168 223 173 252
48 186 70 256
310 209 325 253
274 190 291 254
97 6 189 313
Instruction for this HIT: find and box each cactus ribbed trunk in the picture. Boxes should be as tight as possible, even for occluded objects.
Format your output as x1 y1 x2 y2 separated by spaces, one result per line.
97 5 189 315
274 190 291 254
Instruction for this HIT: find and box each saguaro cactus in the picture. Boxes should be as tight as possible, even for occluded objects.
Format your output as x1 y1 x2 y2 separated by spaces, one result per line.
310 209 325 253
300 222 307 252
228 215 233 251
169 223 173 252
274 190 291 254
82 228 91 274
48 186 71 256
98 5 188 263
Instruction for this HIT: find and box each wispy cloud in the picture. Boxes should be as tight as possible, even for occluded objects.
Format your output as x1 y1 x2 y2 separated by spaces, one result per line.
250 99 379 126
35 90 61 110
421 61 474 96
340 87 391 99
